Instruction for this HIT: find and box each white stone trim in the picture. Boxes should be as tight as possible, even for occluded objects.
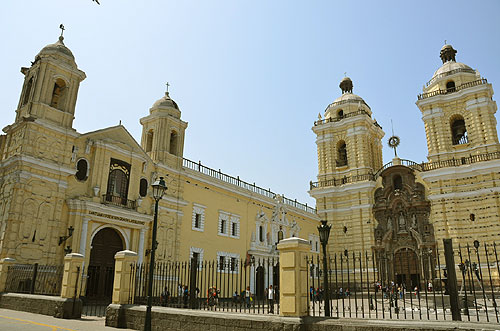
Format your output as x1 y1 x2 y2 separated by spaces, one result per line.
218 211 230 236
229 215 240 239
309 234 320 253
192 203 205 232
216 251 240 274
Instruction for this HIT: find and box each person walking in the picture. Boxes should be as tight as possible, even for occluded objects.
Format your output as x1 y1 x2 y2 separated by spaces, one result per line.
268 285 274 313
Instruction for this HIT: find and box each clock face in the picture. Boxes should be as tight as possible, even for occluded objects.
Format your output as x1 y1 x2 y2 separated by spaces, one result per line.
388 135 400 148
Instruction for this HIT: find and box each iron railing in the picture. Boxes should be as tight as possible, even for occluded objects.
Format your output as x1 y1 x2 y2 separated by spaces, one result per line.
324 98 371 113
315 109 371 126
183 158 316 214
306 241 500 324
129 257 280 315
101 193 136 210
4 263 63 296
310 173 374 190
418 79 488 100
425 67 476 87
311 151 500 190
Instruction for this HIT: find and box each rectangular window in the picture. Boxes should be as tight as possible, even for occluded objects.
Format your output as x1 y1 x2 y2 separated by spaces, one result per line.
231 222 237 236
230 257 237 272
194 213 201 228
192 204 206 232
220 219 226 234
219 256 225 271
217 251 240 274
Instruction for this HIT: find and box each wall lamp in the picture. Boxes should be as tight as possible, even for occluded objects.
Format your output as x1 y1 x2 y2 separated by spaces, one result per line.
59 226 74 246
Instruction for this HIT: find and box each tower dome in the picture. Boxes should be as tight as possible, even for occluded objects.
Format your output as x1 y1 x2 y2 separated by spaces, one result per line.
426 44 476 88
151 91 179 110
331 77 367 107
36 36 75 63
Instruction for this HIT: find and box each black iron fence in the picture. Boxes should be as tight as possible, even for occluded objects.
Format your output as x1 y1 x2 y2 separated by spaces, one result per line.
128 257 280 315
306 241 500 324
5 263 63 296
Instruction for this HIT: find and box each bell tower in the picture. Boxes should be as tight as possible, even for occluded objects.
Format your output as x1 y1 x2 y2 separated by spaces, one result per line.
310 78 384 253
16 29 86 129
140 87 188 169
417 44 500 246
416 44 500 163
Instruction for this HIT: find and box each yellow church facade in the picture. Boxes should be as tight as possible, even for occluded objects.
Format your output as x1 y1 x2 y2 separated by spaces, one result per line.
0 33 320 298
310 44 500 284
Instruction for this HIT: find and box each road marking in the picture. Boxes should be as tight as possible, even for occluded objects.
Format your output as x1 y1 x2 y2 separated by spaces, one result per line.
0 314 77 331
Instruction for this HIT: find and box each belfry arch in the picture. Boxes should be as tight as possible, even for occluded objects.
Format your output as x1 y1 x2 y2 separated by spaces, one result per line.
373 165 435 288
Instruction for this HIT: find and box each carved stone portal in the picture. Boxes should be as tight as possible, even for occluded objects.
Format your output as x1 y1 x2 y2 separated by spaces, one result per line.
373 165 435 288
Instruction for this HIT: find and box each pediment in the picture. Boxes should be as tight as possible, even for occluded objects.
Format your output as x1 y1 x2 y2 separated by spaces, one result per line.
80 125 150 160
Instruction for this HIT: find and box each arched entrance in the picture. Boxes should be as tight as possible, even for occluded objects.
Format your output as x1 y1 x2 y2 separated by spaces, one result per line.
394 248 420 289
86 227 124 300
256 266 265 299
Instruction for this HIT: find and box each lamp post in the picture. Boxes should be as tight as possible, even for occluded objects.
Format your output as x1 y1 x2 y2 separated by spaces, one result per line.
317 219 331 317
144 177 167 331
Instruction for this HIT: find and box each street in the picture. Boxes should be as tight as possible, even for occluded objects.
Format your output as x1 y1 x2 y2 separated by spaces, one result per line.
0 309 135 331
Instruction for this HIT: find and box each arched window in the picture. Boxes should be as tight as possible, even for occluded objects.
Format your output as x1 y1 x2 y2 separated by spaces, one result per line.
337 140 348 167
108 169 128 198
22 77 33 106
338 109 344 118
50 78 66 109
145 131 153 153
139 178 148 197
277 230 284 243
169 131 178 155
393 174 403 190
259 225 264 242
451 116 468 145
446 81 456 93
75 159 88 181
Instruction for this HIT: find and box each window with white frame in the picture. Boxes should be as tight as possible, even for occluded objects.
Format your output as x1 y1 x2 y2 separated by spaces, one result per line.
218 211 239 238
216 251 240 273
190 247 204 270
230 215 240 238
192 203 206 232
309 234 320 253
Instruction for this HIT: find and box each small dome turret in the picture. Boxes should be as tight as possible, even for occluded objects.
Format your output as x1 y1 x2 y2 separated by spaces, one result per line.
440 44 457 63
339 77 353 94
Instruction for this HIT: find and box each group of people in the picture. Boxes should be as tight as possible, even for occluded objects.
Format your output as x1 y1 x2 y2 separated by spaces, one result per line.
158 283 278 312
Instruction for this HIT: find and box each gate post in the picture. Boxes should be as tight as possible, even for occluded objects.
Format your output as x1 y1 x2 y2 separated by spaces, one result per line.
112 250 138 305
277 237 310 317
61 253 84 299
443 239 461 321
0 258 15 292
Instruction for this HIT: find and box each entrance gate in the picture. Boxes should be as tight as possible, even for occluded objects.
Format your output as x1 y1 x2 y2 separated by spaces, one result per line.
394 248 420 289
83 227 123 316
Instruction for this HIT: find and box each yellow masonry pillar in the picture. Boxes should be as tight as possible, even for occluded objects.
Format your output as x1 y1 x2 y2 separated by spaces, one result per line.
112 250 138 304
0 258 15 292
60 253 84 299
277 237 310 317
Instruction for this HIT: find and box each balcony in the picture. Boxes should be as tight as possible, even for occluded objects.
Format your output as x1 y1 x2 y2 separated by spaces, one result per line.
417 79 488 100
101 194 136 210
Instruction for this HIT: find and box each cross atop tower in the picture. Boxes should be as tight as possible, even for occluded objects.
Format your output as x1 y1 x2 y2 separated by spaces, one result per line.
166 82 170 93
59 24 65 37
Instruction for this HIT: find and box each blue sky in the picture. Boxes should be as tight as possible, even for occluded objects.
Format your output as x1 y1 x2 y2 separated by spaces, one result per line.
1 1 500 206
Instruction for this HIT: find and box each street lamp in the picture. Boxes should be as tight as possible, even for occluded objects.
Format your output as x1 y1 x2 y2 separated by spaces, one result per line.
317 219 331 317
144 177 167 331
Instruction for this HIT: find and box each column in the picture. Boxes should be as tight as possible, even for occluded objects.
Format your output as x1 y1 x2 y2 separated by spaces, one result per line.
60 253 84 299
112 250 138 304
277 237 310 317
138 228 146 265
0 258 15 292
79 218 89 255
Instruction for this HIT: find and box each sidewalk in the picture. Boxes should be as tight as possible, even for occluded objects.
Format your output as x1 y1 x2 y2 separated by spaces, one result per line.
0 308 135 331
